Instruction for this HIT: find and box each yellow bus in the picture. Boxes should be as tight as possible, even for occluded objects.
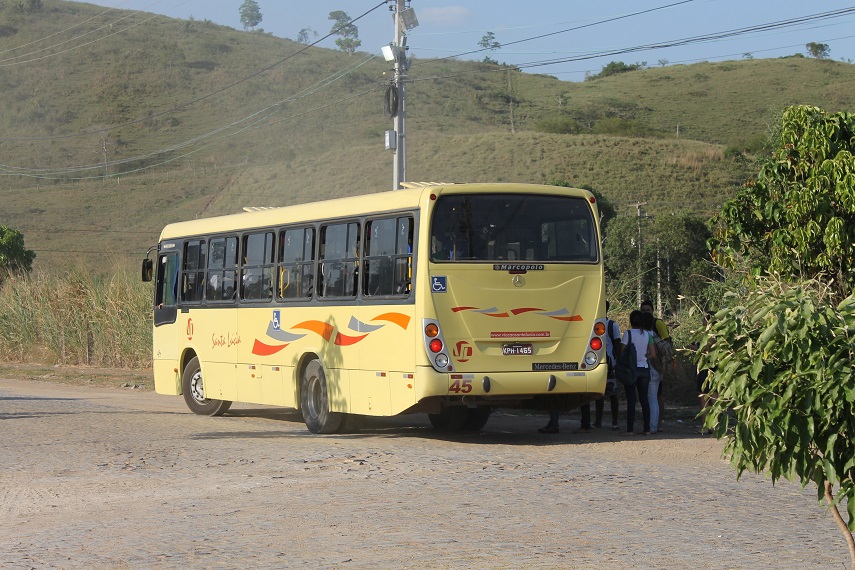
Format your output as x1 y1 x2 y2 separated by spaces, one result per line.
142 182 607 433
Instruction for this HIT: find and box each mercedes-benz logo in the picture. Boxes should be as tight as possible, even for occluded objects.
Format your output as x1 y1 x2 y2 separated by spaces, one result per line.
512 275 526 287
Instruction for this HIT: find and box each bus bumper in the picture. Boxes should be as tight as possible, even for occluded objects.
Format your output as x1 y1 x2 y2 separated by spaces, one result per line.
413 364 607 402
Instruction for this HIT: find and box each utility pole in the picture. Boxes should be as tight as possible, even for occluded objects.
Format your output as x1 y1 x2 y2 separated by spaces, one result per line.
628 201 649 308
383 1 417 189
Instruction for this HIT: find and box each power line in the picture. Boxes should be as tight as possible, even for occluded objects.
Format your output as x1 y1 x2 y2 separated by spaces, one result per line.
408 7 855 83
0 1 388 143
0 56 381 178
0 0 133 56
0 0 180 67
20 229 157 235
0 84 381 180
3 3 850 182
510 7 855 72
29 249 141 255
432 0 701 63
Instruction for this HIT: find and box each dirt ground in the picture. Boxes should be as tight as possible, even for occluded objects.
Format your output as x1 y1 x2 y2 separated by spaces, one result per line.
0 365 850 569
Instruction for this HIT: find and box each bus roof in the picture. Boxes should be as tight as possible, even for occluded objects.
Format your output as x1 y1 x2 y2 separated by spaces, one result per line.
158 183 595 241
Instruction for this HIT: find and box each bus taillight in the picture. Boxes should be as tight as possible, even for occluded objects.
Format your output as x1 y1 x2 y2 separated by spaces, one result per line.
589 337 602 351
422 318 454 373
593 322 606 336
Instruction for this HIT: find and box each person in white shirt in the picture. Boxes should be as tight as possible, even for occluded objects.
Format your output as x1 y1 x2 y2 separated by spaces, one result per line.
620 310 656 435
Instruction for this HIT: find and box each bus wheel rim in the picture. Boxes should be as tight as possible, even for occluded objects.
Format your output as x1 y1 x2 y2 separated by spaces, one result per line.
190 371 208 404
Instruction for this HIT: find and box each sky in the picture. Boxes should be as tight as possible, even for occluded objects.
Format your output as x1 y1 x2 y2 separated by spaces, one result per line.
87 0 855 80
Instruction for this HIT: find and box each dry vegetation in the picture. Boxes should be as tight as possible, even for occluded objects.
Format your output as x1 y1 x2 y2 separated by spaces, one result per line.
0 269 151 368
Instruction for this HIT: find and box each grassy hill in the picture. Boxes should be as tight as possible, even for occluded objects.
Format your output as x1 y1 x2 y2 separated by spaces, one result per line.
1 0 854 272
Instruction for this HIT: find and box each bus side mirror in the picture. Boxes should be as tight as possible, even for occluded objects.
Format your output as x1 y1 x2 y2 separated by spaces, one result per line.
141 259 153 282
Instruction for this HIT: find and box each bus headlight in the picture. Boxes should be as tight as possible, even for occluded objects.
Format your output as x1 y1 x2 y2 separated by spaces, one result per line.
435 353 449 368
584 351 598 366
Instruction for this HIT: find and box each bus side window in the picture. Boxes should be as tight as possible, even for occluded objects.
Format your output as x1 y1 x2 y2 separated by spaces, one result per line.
319 222 358 299
182 240 206 303
207 236 238 302
241 232 274 302
364 215 412 297
278 227 315 301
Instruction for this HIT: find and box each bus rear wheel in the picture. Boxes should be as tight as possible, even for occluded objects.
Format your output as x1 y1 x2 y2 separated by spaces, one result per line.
301 359 343 434
429 406 492 432
428 406 469 431
463 407 492 431
182 356 232 416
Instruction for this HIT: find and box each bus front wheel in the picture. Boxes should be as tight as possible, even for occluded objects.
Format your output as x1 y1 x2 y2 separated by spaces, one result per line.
301 360 343 434
181 356 232 416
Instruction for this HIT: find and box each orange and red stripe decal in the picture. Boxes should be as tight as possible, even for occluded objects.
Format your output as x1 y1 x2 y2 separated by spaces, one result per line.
252 339 289 356
293 320 335 341
372 312 411 329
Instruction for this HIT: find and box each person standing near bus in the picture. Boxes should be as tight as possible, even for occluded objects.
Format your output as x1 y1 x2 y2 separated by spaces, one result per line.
641 311 662 434
574 301 621 433
641 299 670 431
621 310 655 435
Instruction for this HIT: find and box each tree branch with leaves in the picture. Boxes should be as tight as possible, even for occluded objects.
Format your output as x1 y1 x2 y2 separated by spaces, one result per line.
703 104 855 568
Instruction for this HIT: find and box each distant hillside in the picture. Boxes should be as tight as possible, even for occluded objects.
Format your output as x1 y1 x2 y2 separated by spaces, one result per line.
1 0 853 271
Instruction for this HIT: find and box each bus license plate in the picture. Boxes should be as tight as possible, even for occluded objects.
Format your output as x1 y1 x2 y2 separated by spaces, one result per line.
502 343 532 356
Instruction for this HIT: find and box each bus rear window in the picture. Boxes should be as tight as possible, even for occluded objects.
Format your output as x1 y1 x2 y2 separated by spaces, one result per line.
429 193 598 263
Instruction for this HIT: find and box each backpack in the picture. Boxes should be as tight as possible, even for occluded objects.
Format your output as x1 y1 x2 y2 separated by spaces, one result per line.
614 330 638 386
650 327 675 375
605 319 620 375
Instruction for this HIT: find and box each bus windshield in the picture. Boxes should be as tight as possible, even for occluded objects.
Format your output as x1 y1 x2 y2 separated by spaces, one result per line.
429 193 598 263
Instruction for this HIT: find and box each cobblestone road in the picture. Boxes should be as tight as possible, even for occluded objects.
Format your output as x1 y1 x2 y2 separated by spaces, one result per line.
0 378 848 569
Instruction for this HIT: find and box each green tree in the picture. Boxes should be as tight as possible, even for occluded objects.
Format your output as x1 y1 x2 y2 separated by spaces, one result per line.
806 42 831 59
478 31 501 63
297 27 318 44
697 280 855 568
239 0 262 31
0 226 35 285
712 105 855 301
328 11 361 55
586 61 643 81
478 31 500 51
703 105 855 567
603 213 714 311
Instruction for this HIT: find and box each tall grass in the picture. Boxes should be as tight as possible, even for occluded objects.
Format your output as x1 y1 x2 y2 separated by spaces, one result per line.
0 269 152 368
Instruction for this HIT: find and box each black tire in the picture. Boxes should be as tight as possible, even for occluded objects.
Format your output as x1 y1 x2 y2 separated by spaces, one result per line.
181 356 232 416
428 406 469 431
463 407 492 431
300 359 343 434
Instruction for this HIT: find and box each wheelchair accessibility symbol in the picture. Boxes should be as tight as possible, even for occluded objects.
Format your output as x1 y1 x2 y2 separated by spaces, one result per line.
431 276 447 293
